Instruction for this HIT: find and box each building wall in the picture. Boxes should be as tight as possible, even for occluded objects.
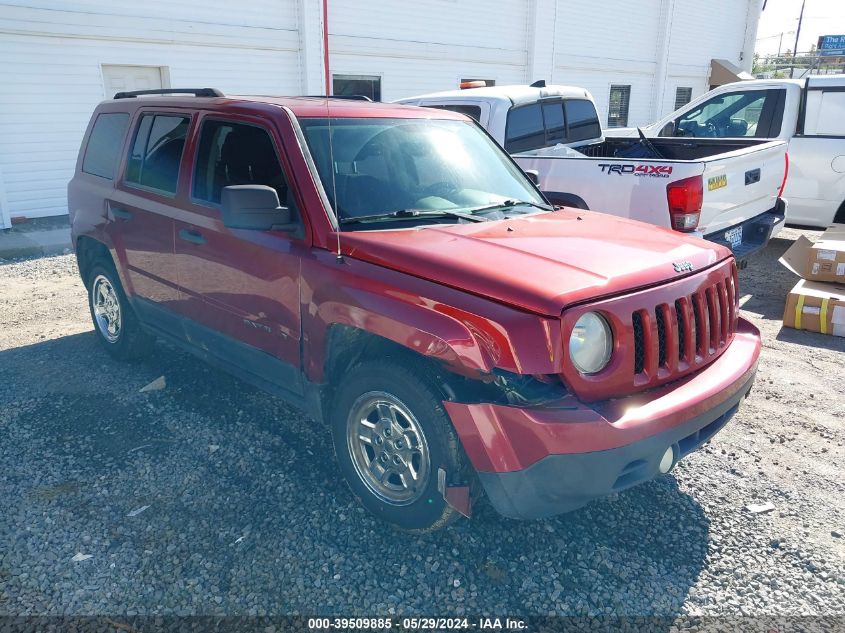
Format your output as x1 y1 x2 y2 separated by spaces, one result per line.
549 0 661 127
0 0 302 225
661 0 761 115
0 0 762 225
327 0 530 99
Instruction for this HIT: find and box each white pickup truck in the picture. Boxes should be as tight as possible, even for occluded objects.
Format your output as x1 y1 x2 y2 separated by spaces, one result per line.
607 76 845 229
398 84 789 263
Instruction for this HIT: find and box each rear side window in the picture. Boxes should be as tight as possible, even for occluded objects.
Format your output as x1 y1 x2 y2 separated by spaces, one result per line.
506 99 600 152
542 102 566 143
426 104 482 122
565 100 602 141
125 113 191 194
804 90 845 137
82 113 129 179
505 104 546 152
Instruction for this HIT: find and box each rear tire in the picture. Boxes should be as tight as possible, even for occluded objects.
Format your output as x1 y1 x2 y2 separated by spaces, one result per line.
834 200 845 225
86 258 153 360
330 359 470 531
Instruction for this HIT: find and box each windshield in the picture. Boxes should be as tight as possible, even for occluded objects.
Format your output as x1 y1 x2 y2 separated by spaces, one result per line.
298 117 547 225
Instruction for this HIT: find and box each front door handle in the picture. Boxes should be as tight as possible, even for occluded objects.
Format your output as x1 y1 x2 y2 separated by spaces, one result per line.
111 207 132 220
178 228 206 245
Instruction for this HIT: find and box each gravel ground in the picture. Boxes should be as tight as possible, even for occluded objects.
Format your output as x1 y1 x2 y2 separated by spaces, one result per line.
0 228 843 620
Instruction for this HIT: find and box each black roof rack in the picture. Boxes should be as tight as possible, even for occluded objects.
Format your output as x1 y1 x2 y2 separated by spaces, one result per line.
304 95 374 102
113 88 224 100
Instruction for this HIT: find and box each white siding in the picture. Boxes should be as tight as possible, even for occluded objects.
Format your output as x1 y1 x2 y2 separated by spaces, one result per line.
0 0 761 224
662 0 756 115
552 0 661 128
0 1 300 224
328 0 530 100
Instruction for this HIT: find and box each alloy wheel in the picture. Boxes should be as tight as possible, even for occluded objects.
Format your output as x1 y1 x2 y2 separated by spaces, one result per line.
346 391 431 505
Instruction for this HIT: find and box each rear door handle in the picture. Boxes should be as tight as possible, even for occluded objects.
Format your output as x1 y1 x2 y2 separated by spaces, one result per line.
111 207 132 220
745 168 761 185
178 228 206 245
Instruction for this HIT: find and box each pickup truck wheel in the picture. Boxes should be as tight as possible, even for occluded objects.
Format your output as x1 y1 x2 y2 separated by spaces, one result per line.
86 259 152 360
331 360 468 532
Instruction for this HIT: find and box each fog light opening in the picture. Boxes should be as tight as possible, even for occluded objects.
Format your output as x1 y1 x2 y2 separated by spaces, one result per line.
659 445 677 474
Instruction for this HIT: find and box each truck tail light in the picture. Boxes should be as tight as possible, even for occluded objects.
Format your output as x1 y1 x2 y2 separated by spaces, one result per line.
778 152 789 198
666 175 703 232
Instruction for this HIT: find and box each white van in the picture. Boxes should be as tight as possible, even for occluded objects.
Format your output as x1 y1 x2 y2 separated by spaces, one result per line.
609 76 845 228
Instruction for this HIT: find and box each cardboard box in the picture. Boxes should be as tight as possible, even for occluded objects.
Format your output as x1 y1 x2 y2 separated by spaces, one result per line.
780 224 845 283
782 279 845 338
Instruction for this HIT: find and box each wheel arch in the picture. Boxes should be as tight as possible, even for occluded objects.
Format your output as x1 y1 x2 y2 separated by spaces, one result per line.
75 235 112 285
834 199 845 225
318 325 466 409
304 265 565 403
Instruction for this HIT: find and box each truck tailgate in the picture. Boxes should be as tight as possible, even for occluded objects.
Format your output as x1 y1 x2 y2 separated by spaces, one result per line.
512 153 703 229
698 140 787 237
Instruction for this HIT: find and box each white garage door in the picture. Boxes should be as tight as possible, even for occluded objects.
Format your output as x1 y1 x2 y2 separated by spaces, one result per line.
101 65 166 99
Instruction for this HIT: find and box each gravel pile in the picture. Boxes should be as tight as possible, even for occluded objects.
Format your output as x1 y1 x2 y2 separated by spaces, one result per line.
0 234 843 618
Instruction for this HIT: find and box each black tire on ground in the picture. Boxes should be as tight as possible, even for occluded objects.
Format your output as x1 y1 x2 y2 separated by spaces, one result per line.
330 359 470 532
86 258 153 360
834 200 845 225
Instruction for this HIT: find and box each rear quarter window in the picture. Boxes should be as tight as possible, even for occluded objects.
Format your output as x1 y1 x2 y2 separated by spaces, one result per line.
807 90 845 136
125 113 191 195
82 112 130 179
564 100 601 142
505 104 545 152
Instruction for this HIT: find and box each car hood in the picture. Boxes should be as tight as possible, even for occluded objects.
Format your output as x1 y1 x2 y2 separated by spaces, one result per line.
338 210 730 316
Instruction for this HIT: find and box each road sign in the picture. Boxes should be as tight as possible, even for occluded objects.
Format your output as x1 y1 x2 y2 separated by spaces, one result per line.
818 34 845 57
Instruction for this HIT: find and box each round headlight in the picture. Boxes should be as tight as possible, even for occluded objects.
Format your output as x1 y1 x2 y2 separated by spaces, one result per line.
569 312 613 375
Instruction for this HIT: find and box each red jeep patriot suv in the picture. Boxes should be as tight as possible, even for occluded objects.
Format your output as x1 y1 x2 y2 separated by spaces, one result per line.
68 88 761 531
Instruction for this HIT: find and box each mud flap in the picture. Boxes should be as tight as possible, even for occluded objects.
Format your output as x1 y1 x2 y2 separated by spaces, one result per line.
438 468 472 518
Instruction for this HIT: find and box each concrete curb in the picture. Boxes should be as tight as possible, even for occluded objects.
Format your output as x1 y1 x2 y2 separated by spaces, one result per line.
0 227 72 261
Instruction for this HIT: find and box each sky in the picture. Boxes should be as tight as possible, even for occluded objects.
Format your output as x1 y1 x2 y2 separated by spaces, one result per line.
755 0 845 56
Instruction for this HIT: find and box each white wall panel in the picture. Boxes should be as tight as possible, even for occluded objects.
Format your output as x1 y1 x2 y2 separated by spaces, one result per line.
327 0 530 100
0 1 299 222
0 0 761 222
551 0 661 127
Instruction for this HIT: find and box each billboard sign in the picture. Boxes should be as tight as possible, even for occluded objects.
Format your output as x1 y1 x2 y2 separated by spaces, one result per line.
819 35 845 57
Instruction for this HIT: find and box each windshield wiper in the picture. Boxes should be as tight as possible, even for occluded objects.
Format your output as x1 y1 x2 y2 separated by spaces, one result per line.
339 208 489 225
460 199 555 214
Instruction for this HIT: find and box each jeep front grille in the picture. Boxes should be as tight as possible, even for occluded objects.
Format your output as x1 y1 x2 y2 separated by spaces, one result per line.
631 271 737 380
560 258 739 403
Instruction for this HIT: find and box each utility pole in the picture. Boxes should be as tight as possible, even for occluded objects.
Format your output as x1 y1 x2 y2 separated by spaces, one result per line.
790 0 806 78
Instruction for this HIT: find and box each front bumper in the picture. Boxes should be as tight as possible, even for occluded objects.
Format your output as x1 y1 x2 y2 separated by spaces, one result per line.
706 198 786 265
444 318 760 520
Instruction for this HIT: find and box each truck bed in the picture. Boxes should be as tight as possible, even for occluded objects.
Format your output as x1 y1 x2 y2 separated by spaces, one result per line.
576 137 775 161
514 137 788 261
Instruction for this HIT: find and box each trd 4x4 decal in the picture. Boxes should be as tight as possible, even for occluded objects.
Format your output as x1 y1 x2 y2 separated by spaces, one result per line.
598 164 674 178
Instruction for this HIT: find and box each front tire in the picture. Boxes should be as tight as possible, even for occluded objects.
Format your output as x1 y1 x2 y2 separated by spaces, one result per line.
86 259 152 360
330 359 470 531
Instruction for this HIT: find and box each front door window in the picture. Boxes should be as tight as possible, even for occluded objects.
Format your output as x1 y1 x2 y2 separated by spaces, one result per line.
674 90 772 138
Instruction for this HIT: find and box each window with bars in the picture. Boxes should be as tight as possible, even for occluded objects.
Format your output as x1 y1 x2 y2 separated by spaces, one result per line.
675 87 693 110
608 85 631 128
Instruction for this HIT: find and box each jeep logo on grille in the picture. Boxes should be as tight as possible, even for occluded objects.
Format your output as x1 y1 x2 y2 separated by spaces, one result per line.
673 261 694 273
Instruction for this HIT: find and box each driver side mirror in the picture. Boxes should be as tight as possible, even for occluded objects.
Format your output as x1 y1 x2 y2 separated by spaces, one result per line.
221 185 297 231
523 169 540 186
